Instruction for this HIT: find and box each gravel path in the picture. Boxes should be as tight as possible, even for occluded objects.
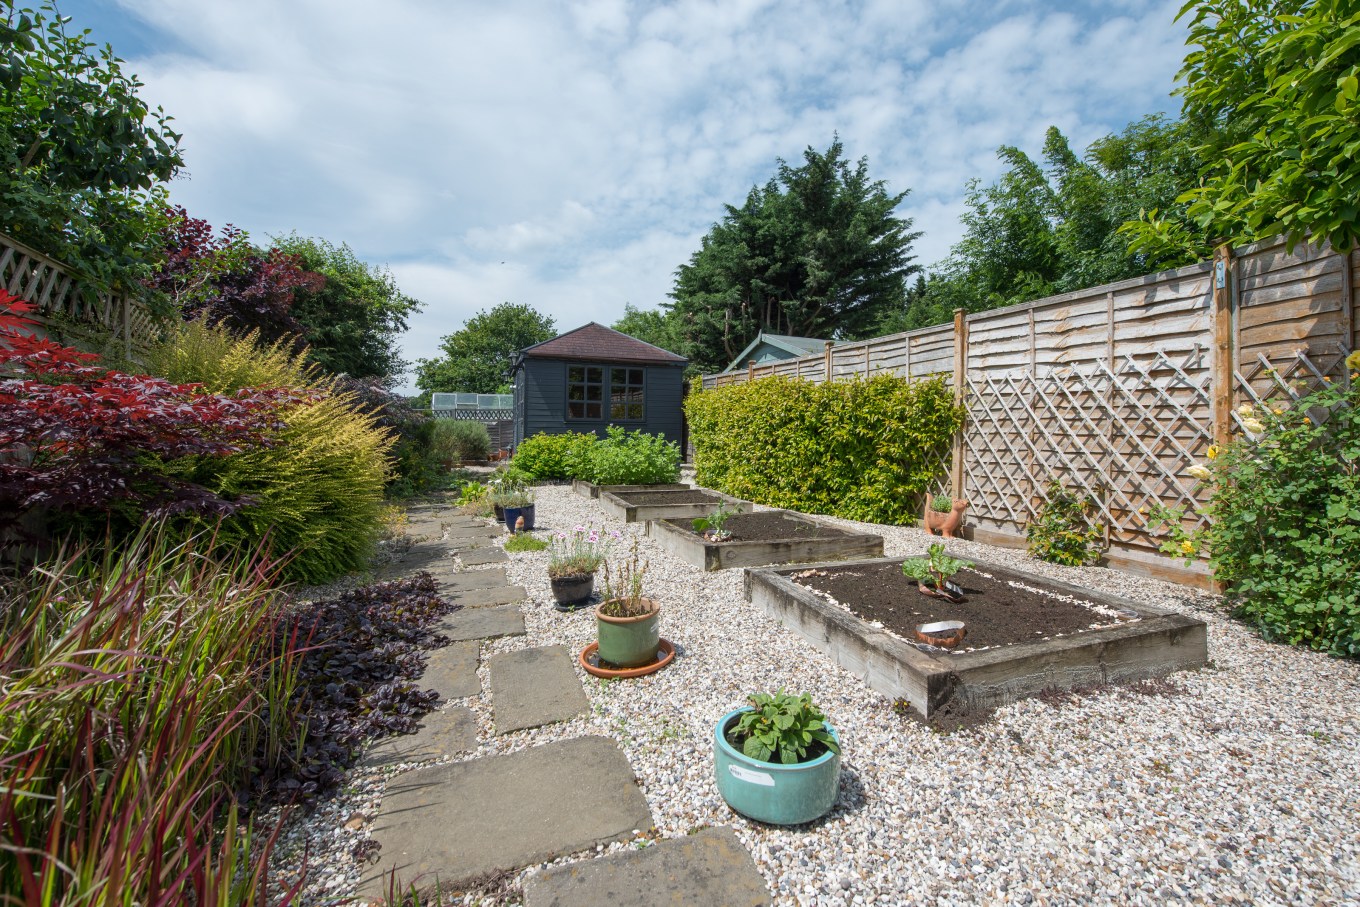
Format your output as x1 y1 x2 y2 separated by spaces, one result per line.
276 484 1360 906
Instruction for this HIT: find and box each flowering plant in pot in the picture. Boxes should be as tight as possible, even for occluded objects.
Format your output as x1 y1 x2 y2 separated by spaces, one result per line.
500 487 536 532
714 690 841 825
548 525 619 610
923 492 968 539
594 539 659 668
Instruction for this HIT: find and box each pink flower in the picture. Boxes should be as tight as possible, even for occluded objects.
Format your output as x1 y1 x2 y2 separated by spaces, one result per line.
573 525 587 534
588 533 600 543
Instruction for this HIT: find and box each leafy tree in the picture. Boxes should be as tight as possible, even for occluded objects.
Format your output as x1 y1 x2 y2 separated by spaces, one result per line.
669 138 921 373
1149 0 1360 255
273 234 423 384
415 302 555 396
612 303 683 356
0 1 182 295
146 207 323 345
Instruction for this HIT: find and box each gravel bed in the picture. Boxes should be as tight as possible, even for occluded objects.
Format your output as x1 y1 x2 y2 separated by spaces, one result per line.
272 485 1360 906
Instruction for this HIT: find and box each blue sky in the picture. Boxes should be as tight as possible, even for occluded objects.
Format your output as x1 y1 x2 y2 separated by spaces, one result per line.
62 0 1188 389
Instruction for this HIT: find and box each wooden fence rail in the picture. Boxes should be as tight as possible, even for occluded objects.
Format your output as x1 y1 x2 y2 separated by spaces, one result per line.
700 236 1358 588
0 231 152 357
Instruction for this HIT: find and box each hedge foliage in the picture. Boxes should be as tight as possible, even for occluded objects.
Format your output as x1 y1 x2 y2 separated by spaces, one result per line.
146 322 392 583
512 431 598 480
580 426 681 486
685 375 964 524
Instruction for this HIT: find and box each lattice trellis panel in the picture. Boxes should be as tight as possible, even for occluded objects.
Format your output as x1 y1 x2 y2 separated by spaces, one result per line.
1235 343 1353 419
963 349 1215 548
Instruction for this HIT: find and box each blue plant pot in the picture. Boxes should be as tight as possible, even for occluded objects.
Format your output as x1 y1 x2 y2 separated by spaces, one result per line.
503 504 535 532
713 707 841 825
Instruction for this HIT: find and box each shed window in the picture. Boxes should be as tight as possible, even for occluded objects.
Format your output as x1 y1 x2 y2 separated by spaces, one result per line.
610 367 645 420
567 365 604 419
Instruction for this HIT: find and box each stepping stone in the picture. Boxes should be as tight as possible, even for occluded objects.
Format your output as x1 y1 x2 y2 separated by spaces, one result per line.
447 524 501 540
461 546 508 566
378 541 455 578
436 567 508 591
420 641 480 700
523 827 771 907
359 706 476 768
359 737 652 897
448 535 492 552
444 516 487 528
405 520 444 540
438 605 524 641
488 646 589 734
455 584 528 609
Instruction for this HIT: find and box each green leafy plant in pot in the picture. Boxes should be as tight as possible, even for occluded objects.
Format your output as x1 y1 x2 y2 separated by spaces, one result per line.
714 690 841 825
500 487 536 532
594 538 659 668
548 524 618 610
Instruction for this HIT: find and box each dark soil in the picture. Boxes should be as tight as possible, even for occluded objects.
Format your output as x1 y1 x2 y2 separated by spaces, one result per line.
666 511 852 542
617 490 723 505
795 560 1133 651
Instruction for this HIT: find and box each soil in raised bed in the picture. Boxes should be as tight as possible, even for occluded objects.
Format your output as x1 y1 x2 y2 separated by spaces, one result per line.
793 560 1134 651
616 490 723 505
665 511 852 542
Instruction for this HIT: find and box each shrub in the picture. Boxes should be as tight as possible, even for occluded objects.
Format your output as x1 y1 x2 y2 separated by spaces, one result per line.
0 530 300 903
512 430 597 480
685 374 964 524
578 426 681 486
145 321 393 583
1025 480 1105 567
438 419 492 463
1151 367 1360 657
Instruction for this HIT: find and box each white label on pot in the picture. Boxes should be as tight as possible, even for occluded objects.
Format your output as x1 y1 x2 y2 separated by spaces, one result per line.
728 765 775 786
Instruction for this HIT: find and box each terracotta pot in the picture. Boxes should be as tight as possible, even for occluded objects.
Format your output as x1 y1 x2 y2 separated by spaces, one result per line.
550 572 595 609
924 494 968 539
594 598 661 668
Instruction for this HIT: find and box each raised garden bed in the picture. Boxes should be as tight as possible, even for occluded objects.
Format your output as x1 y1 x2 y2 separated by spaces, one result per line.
599 488 751 523
743 555 1207 717
572 480 690 499
647 510 883 571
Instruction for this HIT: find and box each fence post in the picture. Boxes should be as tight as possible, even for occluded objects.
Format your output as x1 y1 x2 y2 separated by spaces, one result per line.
1211 244 1236 448
823 341 833 383
747 359 755 383
951 308 968 499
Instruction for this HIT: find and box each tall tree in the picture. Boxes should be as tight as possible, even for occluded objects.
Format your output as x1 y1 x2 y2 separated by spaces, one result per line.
612 303 683 356
415 302 555 397
0 1 182 295
273 234 423 384
669 138 921 373
1132 0 1360 256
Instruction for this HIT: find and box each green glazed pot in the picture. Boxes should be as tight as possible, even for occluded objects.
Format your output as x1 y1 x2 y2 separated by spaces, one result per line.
594 599 660 668
714 707 841 825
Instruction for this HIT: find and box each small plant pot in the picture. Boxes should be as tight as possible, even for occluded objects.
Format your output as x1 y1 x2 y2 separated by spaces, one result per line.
493 503 505 521
924 494 968 539
594 598 660 668
550 572 595 609
503 504 536 532
713 707 841 825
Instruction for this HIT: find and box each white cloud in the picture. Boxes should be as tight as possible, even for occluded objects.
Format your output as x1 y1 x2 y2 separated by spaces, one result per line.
93 0 1186 389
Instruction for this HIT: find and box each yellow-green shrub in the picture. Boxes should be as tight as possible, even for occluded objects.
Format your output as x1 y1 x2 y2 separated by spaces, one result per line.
145 322 393 583
684 374 964 524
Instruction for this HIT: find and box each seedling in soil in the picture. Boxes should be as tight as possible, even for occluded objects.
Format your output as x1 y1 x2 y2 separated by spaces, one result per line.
901 543 972 603
692 501 739 541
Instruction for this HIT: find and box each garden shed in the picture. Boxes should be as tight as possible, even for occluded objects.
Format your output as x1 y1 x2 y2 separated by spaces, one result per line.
722 331 834 372
509 322 688 448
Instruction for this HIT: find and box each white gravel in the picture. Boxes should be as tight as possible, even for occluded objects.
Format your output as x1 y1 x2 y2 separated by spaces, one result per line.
274 483 1360 907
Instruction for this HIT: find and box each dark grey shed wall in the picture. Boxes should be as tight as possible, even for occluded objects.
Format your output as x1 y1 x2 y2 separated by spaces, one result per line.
513 357 686 446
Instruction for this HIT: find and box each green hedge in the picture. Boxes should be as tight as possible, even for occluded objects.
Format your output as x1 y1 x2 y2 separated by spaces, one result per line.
511 431 597 480
684 375 964 524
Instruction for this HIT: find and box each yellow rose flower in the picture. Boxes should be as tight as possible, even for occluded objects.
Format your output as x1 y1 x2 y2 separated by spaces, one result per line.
1206 445 1219 460
1180 540 1196 555
1187 464 1212 480
1237 403 1254 417
1348 350 1360 372
1242 417 1266 433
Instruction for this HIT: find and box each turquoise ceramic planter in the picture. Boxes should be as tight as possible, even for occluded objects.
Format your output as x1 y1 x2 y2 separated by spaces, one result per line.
714 707 841 825
594 600 660 668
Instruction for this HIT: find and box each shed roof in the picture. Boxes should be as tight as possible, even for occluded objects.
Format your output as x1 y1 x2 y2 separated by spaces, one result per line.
722 331 834 372
519 322 687 365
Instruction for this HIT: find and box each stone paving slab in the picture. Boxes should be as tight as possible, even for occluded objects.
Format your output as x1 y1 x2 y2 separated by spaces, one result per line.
420 641 480 700
488 645 589 734
454 584 528 609
432 567 508 591
358 706 477 768
405 520 445 540
447 535 492 552
446 523 501 540
523 827 771 907
438 605 524 641
377 541 455 579
461 546 509 565
359 736 652 896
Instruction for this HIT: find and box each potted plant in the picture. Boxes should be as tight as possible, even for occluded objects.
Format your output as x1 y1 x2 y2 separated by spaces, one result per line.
714 690 841 825
548 525 618 611
692 501 738 542
901 542 971 604
501 488 536 532
924 492 968 539
594 539 659 668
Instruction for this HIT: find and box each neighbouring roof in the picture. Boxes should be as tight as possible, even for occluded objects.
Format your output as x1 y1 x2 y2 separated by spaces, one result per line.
722 331 834 372
518 322 688 365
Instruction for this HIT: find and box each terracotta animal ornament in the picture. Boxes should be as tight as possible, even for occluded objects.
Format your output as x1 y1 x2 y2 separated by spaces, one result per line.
923 494 968 539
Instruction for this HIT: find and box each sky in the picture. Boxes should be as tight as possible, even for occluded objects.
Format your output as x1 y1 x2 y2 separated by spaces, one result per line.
62 0 1189 390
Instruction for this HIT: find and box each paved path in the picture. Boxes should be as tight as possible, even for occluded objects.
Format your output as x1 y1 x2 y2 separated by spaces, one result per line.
357 504 770 903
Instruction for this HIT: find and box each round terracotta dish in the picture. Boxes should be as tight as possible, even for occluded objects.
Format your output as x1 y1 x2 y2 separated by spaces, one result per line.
579 638 676 679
